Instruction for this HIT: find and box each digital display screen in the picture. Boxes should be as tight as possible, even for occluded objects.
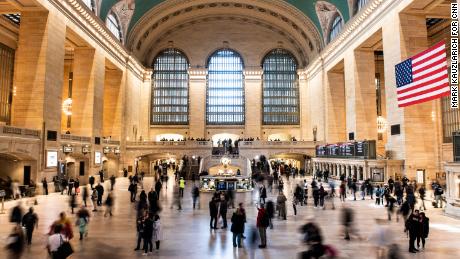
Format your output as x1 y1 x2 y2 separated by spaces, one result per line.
46 150 58 167
95 151 101 164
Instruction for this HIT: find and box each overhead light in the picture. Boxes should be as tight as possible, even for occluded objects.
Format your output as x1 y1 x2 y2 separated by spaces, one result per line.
62 98 72 115
377 116 387 133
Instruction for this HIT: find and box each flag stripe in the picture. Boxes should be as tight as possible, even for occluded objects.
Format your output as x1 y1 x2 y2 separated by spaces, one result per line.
398 90 450 107
397 69 448 92
398 86 450 105
412 53 447 74
412 41 445 60
397 78 449 97
397 82 449 100
413 61 447 80
412 46 446 68
413 66 448 82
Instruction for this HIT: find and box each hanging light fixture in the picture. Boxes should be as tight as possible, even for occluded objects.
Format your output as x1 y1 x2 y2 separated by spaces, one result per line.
377 116 387 133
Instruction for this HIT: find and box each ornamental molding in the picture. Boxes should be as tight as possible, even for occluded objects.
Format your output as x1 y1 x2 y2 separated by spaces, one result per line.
188 67 208 80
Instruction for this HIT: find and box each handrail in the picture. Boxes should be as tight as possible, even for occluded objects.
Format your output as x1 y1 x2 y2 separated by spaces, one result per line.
126 140 212 146
61 134 91 143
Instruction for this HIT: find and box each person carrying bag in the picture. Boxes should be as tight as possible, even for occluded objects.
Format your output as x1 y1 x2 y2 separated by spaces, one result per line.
48 225 74 259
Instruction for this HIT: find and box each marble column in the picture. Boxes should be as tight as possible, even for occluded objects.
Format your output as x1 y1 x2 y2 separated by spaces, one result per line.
71 47 105 138
298 70 311 140
325 70 346 142
103 66 125 139
344 50 377 140
12 11 65 132
188 68 207 138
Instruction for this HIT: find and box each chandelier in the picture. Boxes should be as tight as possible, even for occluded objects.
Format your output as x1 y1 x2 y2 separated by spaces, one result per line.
377 116 387 133
62 98 73 116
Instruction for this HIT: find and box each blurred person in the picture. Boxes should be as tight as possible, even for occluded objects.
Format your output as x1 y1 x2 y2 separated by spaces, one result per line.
256 203 269 248
299 222 325 259
387 195 396 221
370 219 394 259
231 206 246 248
90 187 98 212
6 224 24 259
417 212 429 251
219 195 228 229
192 185 200 209
152 215 163 250
312 183 320 208
50 212 74 240
89 175 95 189
277 191 287 220
21 207 38 245
46 224 67 259
434 184 443 208
42 178 49 195
110 175 116 191
104 192 114 217
69 192 77 214
209 197 218 229
341 204 356 240
259 184 267 204
76 206 90 240
95 183 104 206
179 177 185 197
10 201 23 225
418 185 426 210
339 181 346 202
245 225 259 259
82 186 88 207
319 184 326 208
292 193 298 216
155 180 162 198
398 200 411 223
134 212 146 251
148 188 158 213
129 181 138 202
265 200 275 229
142 212 154 255
405 209 421 253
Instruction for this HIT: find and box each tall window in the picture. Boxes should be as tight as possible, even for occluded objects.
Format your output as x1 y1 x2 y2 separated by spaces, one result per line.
81 0 96 12
151 49 189 125
262 49 299 125
106 12 122 42
356 0 369 13
0 43 14 124
329 14 343 43
206 49 244 125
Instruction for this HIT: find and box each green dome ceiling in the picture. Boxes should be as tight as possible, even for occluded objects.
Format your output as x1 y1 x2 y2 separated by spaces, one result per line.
99 0 350 38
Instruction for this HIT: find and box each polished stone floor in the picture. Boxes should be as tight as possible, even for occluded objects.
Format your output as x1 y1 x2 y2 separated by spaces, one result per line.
0 174 459 259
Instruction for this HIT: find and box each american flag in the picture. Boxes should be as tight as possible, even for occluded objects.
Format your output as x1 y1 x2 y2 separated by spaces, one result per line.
395 41 449 107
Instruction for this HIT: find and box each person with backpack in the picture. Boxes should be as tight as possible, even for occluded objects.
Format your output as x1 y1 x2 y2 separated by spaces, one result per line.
417 212 429 251
134 213 146 251
256 203 269 248
21 207 38 245
405 210 421 253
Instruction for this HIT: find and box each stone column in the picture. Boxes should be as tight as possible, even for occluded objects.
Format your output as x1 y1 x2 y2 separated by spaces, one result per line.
325 70 346 142
382 13 438 179
71 47 105 138
139 70 152 140
244 67 263 138
344 50 377 140
12 11 66 132
188 68 207 138
298 70 311 140
103 66 125 139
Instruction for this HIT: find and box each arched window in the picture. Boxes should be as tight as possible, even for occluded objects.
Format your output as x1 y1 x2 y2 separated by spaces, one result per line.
329 14 343 43
81 0 96 12
106 12 122 42
355 0 369 14
262 49 299 125
151 49 189 125
206 49 244 125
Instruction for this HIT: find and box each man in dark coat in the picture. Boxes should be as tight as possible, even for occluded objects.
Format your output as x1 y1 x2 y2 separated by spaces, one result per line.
95 183 104 206
155 180 162 198
405 210 421 253
22 207 38 245
209 198 218 229
219 197 228 229
231 207 246 248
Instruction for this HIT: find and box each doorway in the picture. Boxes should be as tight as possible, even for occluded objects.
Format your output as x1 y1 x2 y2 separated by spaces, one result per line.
23 166 31 185
79 161 85 176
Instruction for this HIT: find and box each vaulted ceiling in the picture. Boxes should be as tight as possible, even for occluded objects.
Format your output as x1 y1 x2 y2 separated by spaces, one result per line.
99 0 350 38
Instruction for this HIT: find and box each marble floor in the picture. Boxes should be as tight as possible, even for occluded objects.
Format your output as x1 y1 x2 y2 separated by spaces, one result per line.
0 174 459 259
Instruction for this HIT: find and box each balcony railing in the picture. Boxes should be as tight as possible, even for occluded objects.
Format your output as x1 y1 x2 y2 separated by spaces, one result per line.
0 125 40 139
61 134 91 143
239 140 319 148
102 139 121 145
126 140 212 147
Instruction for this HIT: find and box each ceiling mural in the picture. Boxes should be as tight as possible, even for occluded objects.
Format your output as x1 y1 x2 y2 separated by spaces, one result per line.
99 0 350 39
